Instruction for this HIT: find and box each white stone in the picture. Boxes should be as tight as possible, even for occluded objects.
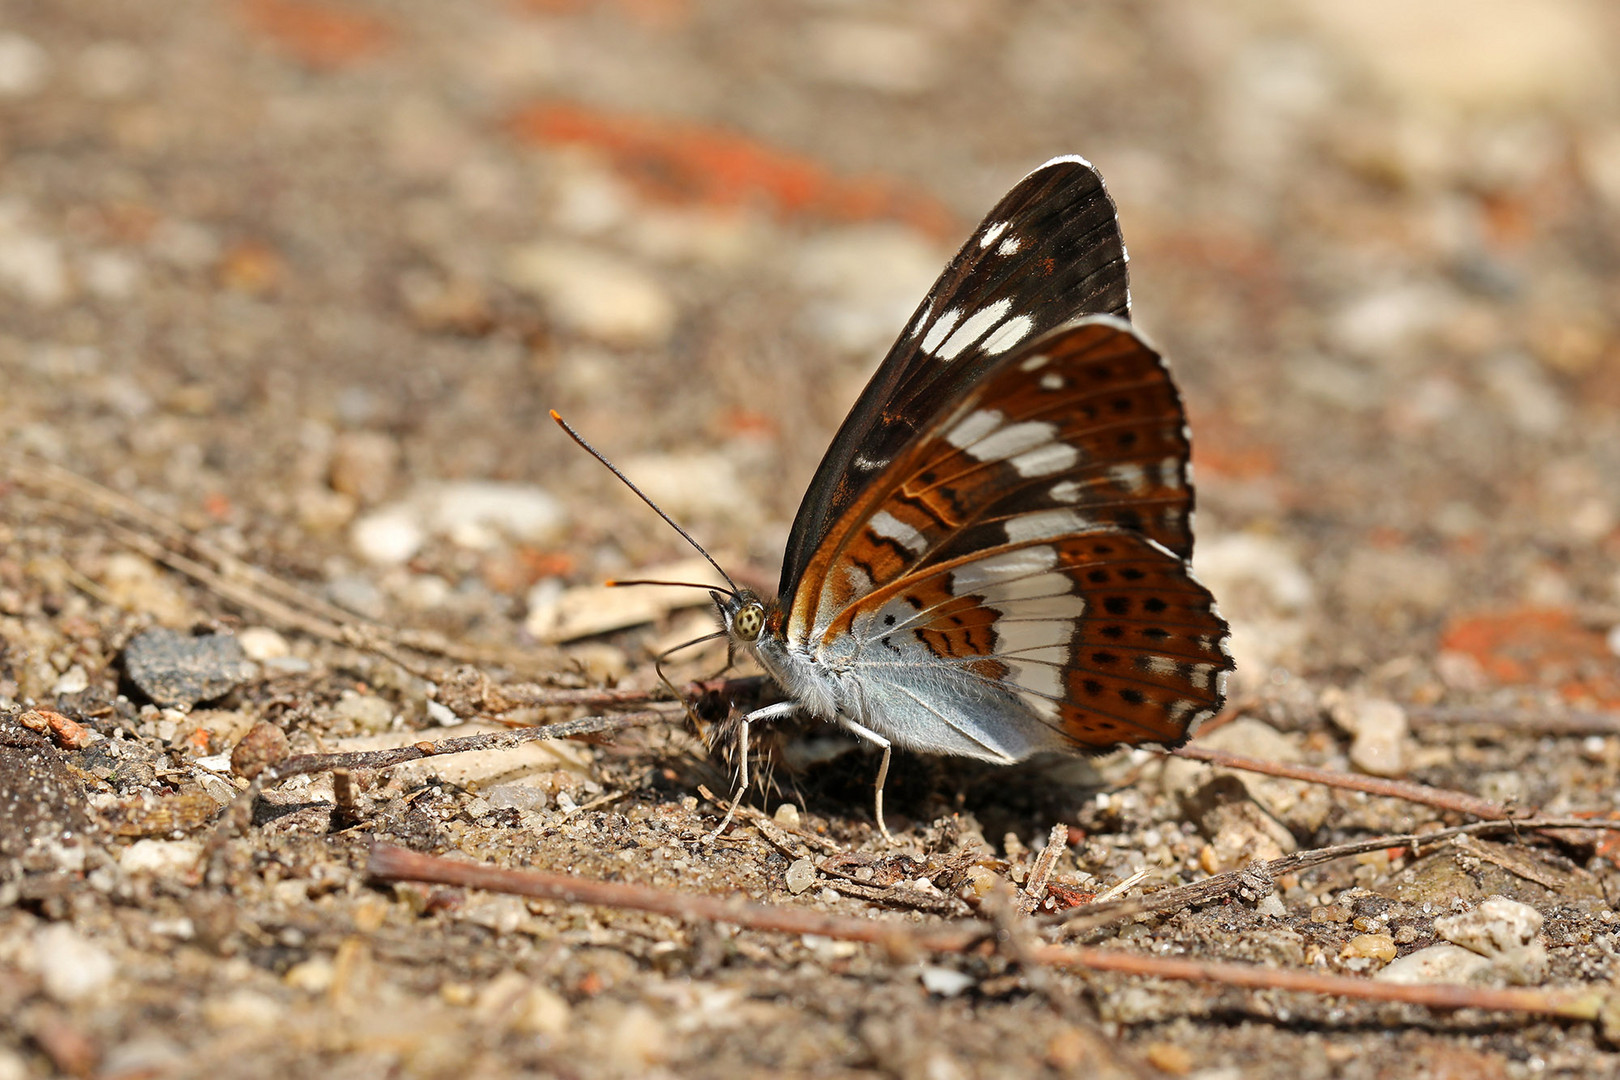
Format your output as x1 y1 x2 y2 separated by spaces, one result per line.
350 503 426 565
486 780 548 812
51 665 89 695
120 838 203 877
83 251 142 298
1435 898 1544 957
423 481 567 547
1193 533 1313 613
504 241 675 347
353 480 568 564
804 20 940 94
1374 942 1492 986
0 221 67 305
331 689 394 734
916 965 976 997
1324 692 1411 779
202 989 286 1030
0 34 49 97
32 924 117 1003
1327 282 1455 363
785 858 817 895
237 627 291 661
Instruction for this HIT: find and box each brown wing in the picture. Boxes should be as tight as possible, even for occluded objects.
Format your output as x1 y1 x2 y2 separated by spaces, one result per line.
788 317 1230 750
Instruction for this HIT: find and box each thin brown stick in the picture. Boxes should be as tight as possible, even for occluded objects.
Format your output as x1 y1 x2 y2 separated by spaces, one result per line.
368 842 986 951
263 711 674 783
1170 743 1515 820
1027 945 1608 1020
1043 816 1605 932
1407 704 1620 736
366 841 1616 1027
7 454 547 671
431 665 720 719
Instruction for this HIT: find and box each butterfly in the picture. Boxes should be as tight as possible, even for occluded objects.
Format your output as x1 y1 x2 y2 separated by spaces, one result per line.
559 155 1232 840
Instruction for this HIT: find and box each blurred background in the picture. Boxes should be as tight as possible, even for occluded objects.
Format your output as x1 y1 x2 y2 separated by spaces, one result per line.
3 0 1618 711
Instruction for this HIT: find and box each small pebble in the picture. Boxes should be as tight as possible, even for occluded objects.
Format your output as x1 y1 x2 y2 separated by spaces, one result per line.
486 782 548 813
505 241 675 347
0 34 49 97
1375 942 1492 985
1255 894 1287 919
50 665 88 695
123 628 257 708
331 689 394 733
785 857 817 895
230 721 290 779
1434 897 1543 957
283 956 335 993
32 924 117 1003
350 504 426 565
1349 699 1410 777
773 803 801 828
916 964 975 997
606 1004 669 1069
120 838 203 877
1340 933 1398 963
202 990 286 1031
236 627 290 661
1143 1042 1195 1076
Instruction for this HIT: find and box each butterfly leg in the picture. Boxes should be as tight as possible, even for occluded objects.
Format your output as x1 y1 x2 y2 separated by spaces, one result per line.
702 700 797 843
837 718 895 844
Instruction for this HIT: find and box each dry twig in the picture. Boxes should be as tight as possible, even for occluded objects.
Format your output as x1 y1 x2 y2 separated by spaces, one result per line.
6 453 551 672
1170 742 1514 820
367 838 1620 1035
1406 704 1620 736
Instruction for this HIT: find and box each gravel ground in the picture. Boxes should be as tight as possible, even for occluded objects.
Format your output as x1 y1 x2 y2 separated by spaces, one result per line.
4 2 1620 1077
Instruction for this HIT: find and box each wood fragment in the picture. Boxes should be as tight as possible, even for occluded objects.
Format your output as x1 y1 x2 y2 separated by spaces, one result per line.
1171 742 1514 820
1020 823 1069 914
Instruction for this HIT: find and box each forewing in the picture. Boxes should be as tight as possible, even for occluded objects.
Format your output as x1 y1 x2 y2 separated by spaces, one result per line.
779 156 1129 600
795 318 1196 638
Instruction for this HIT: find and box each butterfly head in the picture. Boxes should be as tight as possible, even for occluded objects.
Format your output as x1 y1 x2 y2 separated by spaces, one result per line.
716 589 776 645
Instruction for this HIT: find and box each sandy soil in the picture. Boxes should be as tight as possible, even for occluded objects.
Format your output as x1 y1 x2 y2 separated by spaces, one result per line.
4 2 1620 1077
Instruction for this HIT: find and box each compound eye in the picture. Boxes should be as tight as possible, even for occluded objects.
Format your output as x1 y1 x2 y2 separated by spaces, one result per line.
733 602 765 641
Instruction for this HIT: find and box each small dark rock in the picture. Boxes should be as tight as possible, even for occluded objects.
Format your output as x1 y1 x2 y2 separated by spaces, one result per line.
123 628 258 708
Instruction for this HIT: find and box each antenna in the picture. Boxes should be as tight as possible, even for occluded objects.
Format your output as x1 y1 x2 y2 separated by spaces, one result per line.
550 410 739 596
606 578 729 591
